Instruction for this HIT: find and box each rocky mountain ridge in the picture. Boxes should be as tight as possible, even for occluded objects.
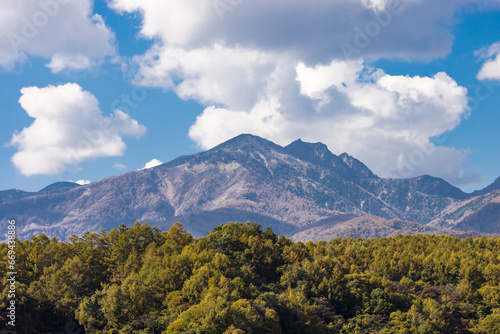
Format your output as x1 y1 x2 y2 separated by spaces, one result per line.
1 134 498 240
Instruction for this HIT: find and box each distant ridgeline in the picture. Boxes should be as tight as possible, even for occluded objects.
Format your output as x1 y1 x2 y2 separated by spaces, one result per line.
1 222 500 333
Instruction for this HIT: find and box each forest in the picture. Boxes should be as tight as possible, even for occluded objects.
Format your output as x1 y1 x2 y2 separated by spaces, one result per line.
1 221 500 333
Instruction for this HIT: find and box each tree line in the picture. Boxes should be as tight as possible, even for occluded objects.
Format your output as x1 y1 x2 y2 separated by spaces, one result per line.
1 221 500 333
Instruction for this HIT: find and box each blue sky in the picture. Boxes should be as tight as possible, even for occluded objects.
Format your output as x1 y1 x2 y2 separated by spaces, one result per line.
0 0 499 193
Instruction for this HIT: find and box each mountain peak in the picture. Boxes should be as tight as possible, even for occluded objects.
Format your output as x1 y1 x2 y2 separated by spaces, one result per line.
339 153 377 179
287 139 330 158
285 139 376 179
38 181 81 194
408 175 467 200
212 134 283 152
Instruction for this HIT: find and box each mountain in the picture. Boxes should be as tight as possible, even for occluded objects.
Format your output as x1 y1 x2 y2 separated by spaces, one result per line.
38 181 81 194
291 215 485 242
284 139 376 179
0 134 498 241
455 193 500 234
429 190 500 233
472 176 500 196
0 189 35 206
0 181 81 205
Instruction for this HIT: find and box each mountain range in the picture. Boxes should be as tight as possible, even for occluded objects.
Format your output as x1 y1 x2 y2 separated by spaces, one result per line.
1 134 498 241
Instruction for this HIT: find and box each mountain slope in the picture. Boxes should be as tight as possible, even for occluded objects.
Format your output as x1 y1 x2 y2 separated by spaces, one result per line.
0 181 81 206
38 181 81 195
292 215 486 242
0 189 35 206
429 190 500 233
455 195 500 234
472 176 500 196
0 134 496 240
284 139 376 179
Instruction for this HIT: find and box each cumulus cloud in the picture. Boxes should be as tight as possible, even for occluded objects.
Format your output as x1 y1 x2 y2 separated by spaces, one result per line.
477 41 500 80
46 54 92 73
0 0 115 71
133 44 276 111
111 0 469 62
189 61 480 186
141 158 163 169
74 179 91 185
10 83 146 176
110 0 493 187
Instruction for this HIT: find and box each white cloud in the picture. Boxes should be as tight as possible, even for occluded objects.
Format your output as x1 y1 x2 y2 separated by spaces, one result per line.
46 54 92 73
10 83 146 176
113 163 127 170
111 0 467 62
74 179 91 185
110 0 493 187
189 98 287 149
141 158 163 169
362 0 398 12
133 44 275 111
189 61 479 186
0 0 115 71
477 41 500 80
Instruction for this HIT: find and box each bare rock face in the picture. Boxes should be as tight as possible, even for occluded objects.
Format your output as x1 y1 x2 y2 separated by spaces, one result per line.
0 134 497 240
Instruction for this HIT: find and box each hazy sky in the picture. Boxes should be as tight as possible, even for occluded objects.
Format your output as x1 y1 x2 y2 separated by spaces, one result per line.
1 0 499 192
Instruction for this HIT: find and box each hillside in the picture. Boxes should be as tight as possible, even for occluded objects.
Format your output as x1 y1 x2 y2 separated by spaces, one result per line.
429 190 500 233
292 215 486 242
0 181 81 205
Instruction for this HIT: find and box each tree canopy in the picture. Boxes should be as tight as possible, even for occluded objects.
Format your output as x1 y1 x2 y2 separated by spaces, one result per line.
1 221 500 333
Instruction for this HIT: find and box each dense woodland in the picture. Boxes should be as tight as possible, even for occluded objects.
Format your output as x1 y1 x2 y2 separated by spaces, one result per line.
2 222 500 333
